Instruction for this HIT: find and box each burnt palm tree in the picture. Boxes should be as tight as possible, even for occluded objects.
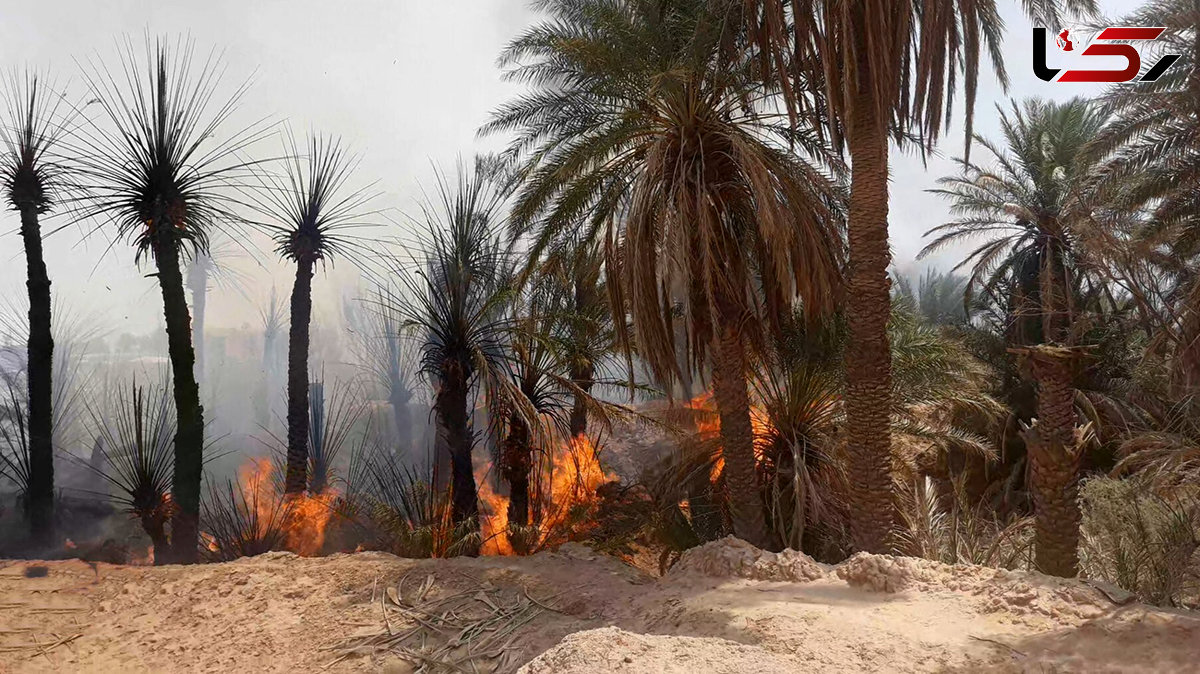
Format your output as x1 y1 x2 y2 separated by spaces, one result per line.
71 38 267 563
0 71 67 544
256 132 374 495
399 158 514 533
500 275 570 539
745 0 1094 553
484 0 845 549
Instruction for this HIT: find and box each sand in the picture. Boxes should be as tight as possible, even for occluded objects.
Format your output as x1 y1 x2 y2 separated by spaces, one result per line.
1 537 1198 673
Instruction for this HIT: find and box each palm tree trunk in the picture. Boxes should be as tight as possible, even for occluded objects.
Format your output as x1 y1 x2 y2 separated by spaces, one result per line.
284 258 315 495
153 230 205 564
843 102 896 554
1021 348 1082 577
569 364 593 439
187 261 207 383
502 412 531 535
20 205 53 545
436 367 479 532
710 294 772 550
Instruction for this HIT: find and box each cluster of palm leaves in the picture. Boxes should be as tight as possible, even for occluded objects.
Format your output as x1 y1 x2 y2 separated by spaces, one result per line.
5 0 1200 606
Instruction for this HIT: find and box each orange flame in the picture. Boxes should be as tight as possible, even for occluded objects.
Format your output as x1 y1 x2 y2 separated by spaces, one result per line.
477 474 512 556
476 434 616 556
203 458 337 558
684 390 772 483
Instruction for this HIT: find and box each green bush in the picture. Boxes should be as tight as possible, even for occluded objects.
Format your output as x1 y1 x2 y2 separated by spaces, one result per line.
1080 477 1200 608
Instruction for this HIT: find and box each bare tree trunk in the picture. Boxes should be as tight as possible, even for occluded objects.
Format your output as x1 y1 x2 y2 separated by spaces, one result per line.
20 205 53 545
154 227 205 564
284 258 315 495
501 412 531 545
436 367 479 540
710 293 772 550
1021 348 1083 577
843 102 896 554
569 364 593 439
187 259 208 383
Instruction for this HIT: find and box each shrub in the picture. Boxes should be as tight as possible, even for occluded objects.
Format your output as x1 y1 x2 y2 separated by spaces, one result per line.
1080 477 1200 608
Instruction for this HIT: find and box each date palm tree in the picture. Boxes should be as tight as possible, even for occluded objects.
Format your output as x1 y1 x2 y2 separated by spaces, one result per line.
0 71 67 544
922 98 1110 577
744 0 1094 552
533 239 615 439
484 0 845 548
346 282 422 453
1087 1 1200 393
256 132 374 495
922 98 1106 347
71 38 266 563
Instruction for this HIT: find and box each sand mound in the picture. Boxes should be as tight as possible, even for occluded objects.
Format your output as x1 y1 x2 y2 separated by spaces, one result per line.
837 552 1109 623
3 544 1199 672
669 536 826 582
517 627 802 673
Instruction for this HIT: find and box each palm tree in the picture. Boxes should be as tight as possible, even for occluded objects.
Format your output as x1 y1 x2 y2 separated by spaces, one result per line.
399 158 514 533
345 282 422 453
72 39 266 563
484 0 845 549
0 71 67 544
921 99 1106 349
533 240 615 439
922 98 1111 577
256 132 373 495
1087 1 1200 394
745 0 1094 553
893 270 968 327
257 287 288 429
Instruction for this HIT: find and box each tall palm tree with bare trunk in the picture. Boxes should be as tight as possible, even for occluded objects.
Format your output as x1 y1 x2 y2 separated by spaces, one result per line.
485 0 845 549
398 158 516 537
255 132 374 495
743 0 1094 552
0 71 67 545
923 98 1109 576
71 38 267 563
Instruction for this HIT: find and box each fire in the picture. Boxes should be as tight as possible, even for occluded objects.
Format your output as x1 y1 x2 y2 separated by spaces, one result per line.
476 433 616 556
204 458 337 558
477 472 512 555
684 390 773 483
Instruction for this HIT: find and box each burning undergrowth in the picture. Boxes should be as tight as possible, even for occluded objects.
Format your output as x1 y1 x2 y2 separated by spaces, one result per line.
200 458 338 562
476 433 617 556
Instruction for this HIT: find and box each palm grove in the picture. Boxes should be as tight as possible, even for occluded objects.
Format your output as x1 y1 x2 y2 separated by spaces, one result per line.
0 0 1197 599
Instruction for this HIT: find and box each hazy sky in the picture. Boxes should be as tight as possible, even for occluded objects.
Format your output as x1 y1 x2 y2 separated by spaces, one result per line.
0 0 1146 337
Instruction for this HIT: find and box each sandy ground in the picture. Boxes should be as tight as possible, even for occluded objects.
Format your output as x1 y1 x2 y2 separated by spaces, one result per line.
1 538 1198 673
